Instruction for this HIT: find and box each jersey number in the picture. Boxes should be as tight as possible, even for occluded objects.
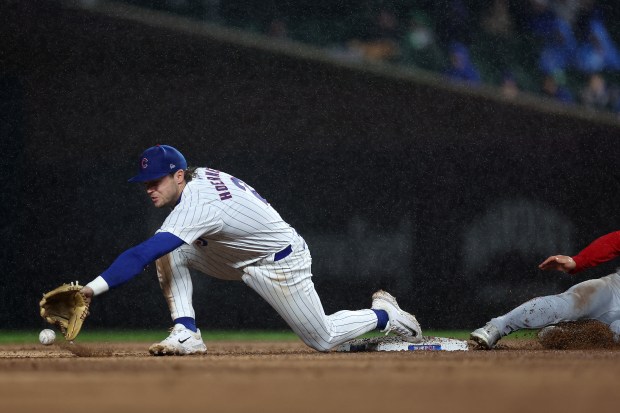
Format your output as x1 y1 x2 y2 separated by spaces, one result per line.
230 177 268 205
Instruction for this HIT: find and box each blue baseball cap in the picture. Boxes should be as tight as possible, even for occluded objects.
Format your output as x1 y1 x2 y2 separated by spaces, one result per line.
128 144 188 183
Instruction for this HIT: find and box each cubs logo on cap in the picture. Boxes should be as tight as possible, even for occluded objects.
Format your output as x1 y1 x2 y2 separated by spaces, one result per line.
128 144 187 183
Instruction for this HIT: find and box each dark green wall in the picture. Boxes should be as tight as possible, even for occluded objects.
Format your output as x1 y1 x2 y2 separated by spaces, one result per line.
2 1 619 331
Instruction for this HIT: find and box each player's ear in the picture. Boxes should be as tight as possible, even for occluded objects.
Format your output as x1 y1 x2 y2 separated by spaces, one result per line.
174 169 185 184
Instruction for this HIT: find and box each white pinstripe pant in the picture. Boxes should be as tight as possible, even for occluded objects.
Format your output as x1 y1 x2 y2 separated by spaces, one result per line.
155 234 379 351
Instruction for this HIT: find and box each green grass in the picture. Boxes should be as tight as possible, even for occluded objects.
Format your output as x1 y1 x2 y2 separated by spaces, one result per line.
0 330 300 344
0 329 539 344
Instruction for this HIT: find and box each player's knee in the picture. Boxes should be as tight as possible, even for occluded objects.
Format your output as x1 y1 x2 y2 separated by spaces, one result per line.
557 289 592 318
305 341 331 352
558 291 579 307
297 333 333 352
558 289 584 305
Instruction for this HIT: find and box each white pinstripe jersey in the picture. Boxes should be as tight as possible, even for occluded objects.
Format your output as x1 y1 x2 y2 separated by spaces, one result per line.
157 167 295 279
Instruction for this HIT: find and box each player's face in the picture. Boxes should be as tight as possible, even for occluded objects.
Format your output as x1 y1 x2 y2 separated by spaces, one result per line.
144 172 184 208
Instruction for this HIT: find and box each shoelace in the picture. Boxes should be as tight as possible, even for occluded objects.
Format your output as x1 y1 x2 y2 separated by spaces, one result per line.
384 321 414 337
164 326 188 341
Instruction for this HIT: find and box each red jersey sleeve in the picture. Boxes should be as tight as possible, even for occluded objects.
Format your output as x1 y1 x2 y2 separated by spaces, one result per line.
571 231 620 273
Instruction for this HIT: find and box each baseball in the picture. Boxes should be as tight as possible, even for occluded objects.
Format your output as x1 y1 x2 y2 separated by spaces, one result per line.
39 329 56 345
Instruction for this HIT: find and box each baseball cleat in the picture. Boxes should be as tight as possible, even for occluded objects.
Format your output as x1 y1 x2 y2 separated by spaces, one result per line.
371 290 422 340
536 325 560 341
470 323 502 349
610 320 620 343
149 324 207 356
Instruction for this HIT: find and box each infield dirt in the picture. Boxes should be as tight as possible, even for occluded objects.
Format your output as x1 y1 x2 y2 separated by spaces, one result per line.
1 339 619 413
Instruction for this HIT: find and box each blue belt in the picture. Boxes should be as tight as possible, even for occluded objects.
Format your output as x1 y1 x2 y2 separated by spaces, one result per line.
274 245 292 261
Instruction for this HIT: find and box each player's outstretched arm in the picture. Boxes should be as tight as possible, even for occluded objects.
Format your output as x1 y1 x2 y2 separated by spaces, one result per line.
84 231 185 297
540 231 620 274
538 255 576 272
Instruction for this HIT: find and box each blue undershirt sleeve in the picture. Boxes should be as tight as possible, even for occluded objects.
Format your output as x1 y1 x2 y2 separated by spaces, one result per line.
99 232 185 289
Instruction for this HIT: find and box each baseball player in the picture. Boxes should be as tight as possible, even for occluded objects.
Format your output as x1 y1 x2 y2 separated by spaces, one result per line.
80 144 421 355
470 230 620 349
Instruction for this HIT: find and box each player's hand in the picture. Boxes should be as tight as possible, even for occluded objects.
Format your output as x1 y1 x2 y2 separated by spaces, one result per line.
80 286 94 306
538 255 576 272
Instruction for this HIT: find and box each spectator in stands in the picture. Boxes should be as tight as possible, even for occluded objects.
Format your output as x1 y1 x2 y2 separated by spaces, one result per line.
433 0 473 45
550 0 581 26
374 8 402 43
266 18 289 39
500 70 520 99
538 14 577 75
443 42 481 84
580 73 611 111
541 72 574 103
400 10 445 72
522 0 557 39
575 7 620 73
480 0 515 38
346 8 402 61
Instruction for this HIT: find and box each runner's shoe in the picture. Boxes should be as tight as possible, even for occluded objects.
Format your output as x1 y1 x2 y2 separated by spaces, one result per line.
470 323 502 349
537 325 560 341
149 324 207 356
610 320 620 343
371 290 422 339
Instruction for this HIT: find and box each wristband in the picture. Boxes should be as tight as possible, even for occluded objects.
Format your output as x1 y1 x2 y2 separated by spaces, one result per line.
86 276 110 296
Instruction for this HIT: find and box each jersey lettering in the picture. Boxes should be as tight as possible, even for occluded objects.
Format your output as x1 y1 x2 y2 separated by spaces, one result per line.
204 168 232 201
230 176 268 205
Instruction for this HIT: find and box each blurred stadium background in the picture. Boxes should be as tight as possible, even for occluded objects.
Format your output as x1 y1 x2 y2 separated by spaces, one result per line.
1 0 620 333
